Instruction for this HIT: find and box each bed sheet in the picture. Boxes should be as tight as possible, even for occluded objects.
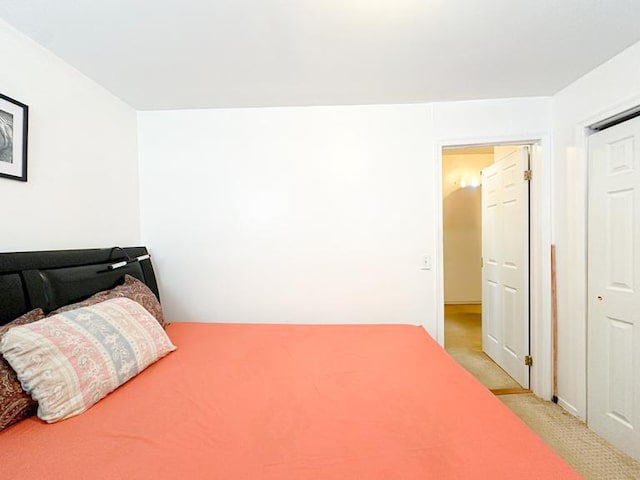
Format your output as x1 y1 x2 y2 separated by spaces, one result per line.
0 323 580 479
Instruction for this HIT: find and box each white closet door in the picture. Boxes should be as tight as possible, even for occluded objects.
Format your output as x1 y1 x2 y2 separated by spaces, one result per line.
481 147 530 388
588 115 640 461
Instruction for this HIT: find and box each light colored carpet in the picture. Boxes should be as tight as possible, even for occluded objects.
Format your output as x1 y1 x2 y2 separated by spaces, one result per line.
446 347 521 390
444 304 521 391
445 304 640 480
501 394 640 480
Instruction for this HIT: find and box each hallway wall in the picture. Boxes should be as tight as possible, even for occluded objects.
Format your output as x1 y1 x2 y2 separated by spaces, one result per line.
442 151 494 303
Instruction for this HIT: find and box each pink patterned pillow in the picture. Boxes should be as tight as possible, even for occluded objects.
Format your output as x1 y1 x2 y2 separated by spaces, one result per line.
0 309 43 430
0 298 176 423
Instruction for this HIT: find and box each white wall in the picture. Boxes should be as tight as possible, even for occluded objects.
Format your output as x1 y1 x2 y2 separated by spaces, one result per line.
139 98 551 344
442 152 493 303
139 104 437 329
552 39 640 419
0 19 140 253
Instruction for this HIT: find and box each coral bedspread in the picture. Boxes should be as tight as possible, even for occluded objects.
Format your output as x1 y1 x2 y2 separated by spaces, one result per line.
0 323 580 479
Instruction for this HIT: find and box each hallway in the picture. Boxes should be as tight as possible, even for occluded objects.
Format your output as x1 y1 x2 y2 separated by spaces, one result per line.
444 304 525 393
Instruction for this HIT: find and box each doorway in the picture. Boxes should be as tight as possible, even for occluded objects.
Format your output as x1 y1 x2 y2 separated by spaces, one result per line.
442 144 531 391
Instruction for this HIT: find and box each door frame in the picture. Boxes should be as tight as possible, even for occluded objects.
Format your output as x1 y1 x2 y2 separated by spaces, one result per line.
435 134 553 400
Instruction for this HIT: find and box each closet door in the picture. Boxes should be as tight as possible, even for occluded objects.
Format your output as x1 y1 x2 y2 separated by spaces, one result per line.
588 115 640 461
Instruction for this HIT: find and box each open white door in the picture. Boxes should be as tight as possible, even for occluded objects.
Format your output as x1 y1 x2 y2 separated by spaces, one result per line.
588 115 640 461
482 146 530 388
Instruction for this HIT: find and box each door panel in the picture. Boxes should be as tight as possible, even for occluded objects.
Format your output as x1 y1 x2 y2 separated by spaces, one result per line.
607 190 633 290
486 280 499 343
481 146 530 388
607 317 633 427
503 286 519 357
588 115 640 461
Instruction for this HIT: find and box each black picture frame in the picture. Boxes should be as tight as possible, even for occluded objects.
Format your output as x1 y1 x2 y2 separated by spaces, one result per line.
0 92 29 182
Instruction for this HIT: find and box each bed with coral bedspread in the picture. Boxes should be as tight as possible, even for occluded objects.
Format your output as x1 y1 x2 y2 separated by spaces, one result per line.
0 248 581 479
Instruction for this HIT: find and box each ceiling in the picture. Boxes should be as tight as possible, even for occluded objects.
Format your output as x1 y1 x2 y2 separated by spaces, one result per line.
1 0 640 110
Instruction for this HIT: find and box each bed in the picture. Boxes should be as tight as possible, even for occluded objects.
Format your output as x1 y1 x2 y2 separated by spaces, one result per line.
0 247 581 479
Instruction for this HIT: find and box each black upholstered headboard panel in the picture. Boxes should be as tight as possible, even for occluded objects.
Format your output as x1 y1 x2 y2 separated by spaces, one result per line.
0 247 159 326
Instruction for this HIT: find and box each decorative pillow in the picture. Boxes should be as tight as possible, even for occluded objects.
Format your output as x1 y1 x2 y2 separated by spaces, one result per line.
50 274 165 327
0 308 44 430
1 298 176 423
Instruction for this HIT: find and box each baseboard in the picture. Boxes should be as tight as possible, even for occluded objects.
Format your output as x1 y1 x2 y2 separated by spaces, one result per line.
444 301 482 305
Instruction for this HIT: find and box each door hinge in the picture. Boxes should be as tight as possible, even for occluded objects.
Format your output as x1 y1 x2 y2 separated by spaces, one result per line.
524 355 533 366
524 169 532 181
481 256 483 268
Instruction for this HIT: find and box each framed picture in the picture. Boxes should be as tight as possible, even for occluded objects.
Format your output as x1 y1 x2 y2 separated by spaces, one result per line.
0 93 29 182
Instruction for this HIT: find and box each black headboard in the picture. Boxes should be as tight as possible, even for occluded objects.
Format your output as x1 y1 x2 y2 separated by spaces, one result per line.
0 247 159 326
